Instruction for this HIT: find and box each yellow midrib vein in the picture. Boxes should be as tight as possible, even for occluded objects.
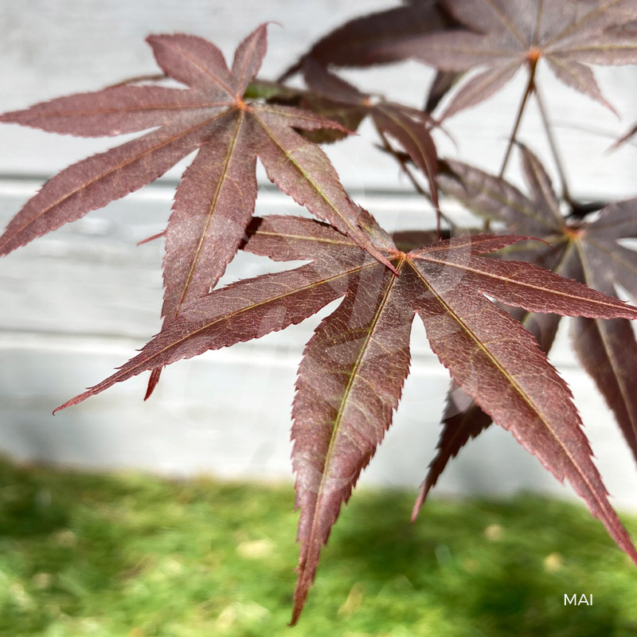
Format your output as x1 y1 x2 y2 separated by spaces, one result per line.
162 39 235 98
300 258 402 583
21 101 230 119
414 253 634 313
248 230 358 248
250 110 358 234
173 110 245 318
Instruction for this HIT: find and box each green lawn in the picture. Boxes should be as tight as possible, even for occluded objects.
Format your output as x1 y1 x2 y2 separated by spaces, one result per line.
1 457 637 637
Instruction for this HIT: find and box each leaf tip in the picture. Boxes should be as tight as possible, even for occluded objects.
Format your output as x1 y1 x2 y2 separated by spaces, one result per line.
137 230 166 246
290 586 308 626
144 368 162 400
410 485 427 523
288 613 300 627
606 126 636 154
53 392 89 414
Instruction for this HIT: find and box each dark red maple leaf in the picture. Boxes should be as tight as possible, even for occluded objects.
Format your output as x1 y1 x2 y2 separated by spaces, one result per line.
282 0 451 72
415 145 637 514
394 0 637 117
52 211 637 623
278 0 461 112
0 24 400 397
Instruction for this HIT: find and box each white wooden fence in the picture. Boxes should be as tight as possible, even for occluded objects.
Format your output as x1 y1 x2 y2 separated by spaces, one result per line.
2 0 637 510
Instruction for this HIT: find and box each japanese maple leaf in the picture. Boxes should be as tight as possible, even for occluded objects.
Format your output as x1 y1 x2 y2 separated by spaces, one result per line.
396 0 637 117
282 0 450 72
415 145 637 514
279 0 461 111
0 24 397 396
52 212 637 622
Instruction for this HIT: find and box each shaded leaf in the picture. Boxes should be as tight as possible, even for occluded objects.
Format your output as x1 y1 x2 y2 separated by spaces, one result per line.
438 153 564 234
279 1 453 78
279 2 465 111
519 142 562 224
395 0 637 115
425 70 464 112
432 148 637 498
571 287 637 465
573 205 637 461
441 62 520 119
411 384 492 519
545 56 616 114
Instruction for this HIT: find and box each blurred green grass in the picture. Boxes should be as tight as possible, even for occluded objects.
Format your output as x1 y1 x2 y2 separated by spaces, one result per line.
1 457 637 637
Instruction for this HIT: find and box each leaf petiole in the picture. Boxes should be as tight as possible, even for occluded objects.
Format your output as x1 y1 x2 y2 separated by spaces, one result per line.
498 60 538 180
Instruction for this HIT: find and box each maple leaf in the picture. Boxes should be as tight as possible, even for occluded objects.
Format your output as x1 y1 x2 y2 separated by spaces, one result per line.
282 0 450 72
0 24 399 397
278 0 461 112
52 212 637 622
394 0 637 117
417 145 637 511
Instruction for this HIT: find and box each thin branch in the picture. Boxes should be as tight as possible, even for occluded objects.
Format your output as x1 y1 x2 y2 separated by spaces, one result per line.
534 83 573 204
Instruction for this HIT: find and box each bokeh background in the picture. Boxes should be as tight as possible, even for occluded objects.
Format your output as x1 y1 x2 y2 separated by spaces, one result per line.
2 2 637 635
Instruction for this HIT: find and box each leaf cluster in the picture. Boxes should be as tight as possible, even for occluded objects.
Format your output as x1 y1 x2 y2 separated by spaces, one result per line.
4 0 637 624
